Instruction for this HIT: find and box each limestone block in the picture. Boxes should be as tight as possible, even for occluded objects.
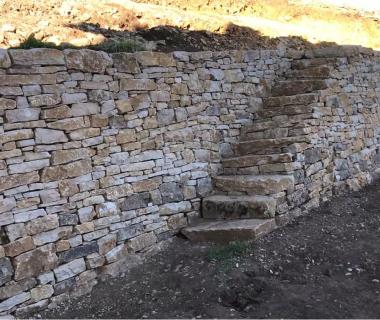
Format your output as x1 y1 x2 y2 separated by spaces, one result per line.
126 232 157 252
111 53 140 73
8 159 49 174
64 49 112 73
135 51 176 67
0 198 16 214
96 202 117 218
0 49 11 68
58 242 98 263
28 94 61 107
13 244 58 280
0 98 16 110
3 236 35 257
62 93 87 105
33 226 72 246
0 171 39 192
14 209 46 223
41 159 92 182
30 285 54 302
35 128 68 144
97 234 117 255
159 201 192 216
71 102 99 116
9 48 65 65
0 292 30 313
51 148 93 165
5 108 41 123
0 257 14 286
120 79 156 91
54 258 86 282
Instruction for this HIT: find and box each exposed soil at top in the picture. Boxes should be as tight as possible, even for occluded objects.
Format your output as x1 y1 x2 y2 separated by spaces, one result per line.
36 178 380 319
1 0 380 53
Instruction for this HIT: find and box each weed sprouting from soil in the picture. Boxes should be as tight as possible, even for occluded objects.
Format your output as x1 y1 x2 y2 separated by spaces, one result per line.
207 241 250 269
89 40 144 53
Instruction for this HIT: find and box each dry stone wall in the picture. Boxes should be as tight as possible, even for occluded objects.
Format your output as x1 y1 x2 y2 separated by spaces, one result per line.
0 46 378 315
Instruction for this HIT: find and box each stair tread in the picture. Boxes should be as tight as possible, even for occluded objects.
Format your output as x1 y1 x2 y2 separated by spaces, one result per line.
181 218 276 243
271 79 327 97
214 174 295 195
263 93 319 108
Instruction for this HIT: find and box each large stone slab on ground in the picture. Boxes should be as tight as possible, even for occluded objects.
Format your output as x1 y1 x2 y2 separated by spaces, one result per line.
182 218 276 243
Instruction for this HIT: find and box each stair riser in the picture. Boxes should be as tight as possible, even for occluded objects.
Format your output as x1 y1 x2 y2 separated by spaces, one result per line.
222 153 293 168
263 93 318 108
202 199 276 220
271 80 327 97
288 66 331 79
214 177 295 195
291 58 336 70
182 219 277 243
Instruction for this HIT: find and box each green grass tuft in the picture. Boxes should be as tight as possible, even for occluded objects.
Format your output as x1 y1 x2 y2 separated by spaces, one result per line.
207 241 250 263
88 40 144 53
16 34 62 49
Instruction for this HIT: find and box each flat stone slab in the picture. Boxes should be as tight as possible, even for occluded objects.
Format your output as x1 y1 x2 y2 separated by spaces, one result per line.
222 153 293 168
214 174 294 195
181 218 276 243
202 195 276 219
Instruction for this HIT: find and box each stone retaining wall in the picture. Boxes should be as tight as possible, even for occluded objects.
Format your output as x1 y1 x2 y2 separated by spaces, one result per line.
0 46 379 315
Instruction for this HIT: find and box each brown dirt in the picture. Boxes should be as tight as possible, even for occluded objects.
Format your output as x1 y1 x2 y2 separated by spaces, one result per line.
36 178 380 319
2 0 380 52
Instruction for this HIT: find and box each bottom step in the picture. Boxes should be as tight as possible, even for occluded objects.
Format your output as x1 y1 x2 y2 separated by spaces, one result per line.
181 218 276 243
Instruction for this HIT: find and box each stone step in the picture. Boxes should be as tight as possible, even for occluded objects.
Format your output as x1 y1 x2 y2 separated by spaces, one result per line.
234 136 311 155
214 174 294 195
222 153 293 168
181 218 276 243
202 194 276 220
288 66 331 79
257 104 314 118
271 80 327 97
263 93 319 108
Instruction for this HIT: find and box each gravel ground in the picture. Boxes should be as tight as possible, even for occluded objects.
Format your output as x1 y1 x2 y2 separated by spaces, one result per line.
37 179 380 319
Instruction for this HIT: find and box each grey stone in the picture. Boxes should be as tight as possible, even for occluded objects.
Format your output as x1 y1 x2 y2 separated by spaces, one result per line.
5 108 40 122
157 109 175 126
59 214 79 226
117 223 144 242
121 193 151 211
159 182 183 203
35 128 68 144
58 242 98 263
54 258 86 282
0 258 13 286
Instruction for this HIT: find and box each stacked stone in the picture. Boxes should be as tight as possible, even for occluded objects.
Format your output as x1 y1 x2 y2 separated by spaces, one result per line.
0 45 379 315
0 47 291 315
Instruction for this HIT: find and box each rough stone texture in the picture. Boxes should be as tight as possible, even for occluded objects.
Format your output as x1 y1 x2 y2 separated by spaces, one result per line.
0 47 379 314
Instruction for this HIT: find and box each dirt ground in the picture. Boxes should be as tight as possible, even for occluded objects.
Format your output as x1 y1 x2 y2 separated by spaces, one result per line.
2 0 380 52
37 178 380 319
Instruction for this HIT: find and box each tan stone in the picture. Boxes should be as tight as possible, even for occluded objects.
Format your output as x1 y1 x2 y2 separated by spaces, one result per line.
0 171 39 192
28 94 61 107
116 129 136 144
9 48 65 65
120 79 156 91
25 215 59 236
0 49 11 68
0 98 16 110
0 129 34 144
91 114 109 127
47 117 87 131
42 105 72 119
56 240 70 252
58 180 79 197
41 159 92 182
3 236 35 257
30 285 54 302
69 128 100 140
52 148 93 165
115 99 133 114
126 232 157 252
132 177 161 192
135 51 175 67
111 53 140 73
64 49 112 73
13 244 58 280
0 74 56 86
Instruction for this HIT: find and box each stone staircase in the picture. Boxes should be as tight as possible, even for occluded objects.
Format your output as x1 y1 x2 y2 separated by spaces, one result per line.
182 60 334 243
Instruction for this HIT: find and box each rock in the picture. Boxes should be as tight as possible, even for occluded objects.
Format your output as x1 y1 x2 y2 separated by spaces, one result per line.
111 53 140 73
135 51 175 67
304 148 322 164
97 234 117 255
126 232 157 252
64 49 112 73
117 223 144 242
116 129 137 144
121 193 151 211
3 236 35 257
41 159 92 182
159 201 192 216
105 244 128 263
33 226 72 246
0 49 11 68
120 79 156 91
25 215 59 235
157 109 175 126
54 258 86 282
0 171 39 193
159 182 183 202
96 202 117 217
78 207 95 223
42 105 72 119
71 102 99 116
0 198 16 214
30 285 54 302
132 177 161 192
59 214 79 226
39 189 61 204
8 159 49 174
13 244 58 281
9 48 65 65
28 94 61 107
35 128 68 144
5 108 40 123
0 291 30 313
62 93 87 104
0 278 36 301
58 242 98 263
0 98 16 110
51 148 93 165
224 69 244 82
0 258 14 286
53 277 76 295
14 209 46 224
